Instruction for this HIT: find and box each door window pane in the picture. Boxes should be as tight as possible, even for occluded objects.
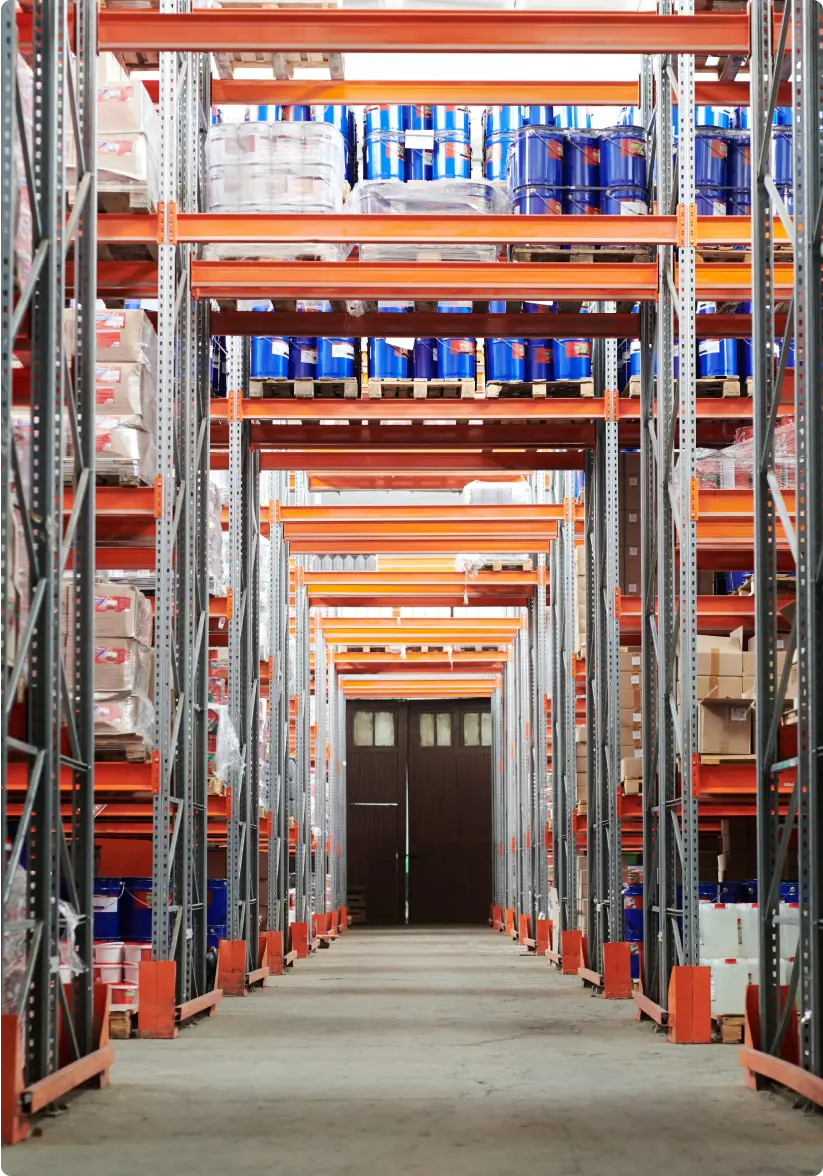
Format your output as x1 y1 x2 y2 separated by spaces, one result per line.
353 710 374 746
436 713 452 747
481 712 492 746
420 713 435 746
374 711 395 747
463 712 480 746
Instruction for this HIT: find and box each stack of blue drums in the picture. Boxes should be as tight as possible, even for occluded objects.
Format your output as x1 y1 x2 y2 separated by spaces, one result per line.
249 302 289 381
369 302 414 379
553 106 592 129
364 104 406 180
280 104 311 122
563 126 600 215
523 301 554 381
695 107 731 216
404 104 434 181
207 879 228 950
312 104 352 185
433 106 471 180
697 301 738 380
485 301 525 384
437 302 475 378
483 106 522 183
510 120 565 216
599 124 649 214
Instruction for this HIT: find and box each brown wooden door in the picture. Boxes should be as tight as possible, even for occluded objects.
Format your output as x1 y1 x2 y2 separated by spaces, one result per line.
346 703 406 924
406 702 493 924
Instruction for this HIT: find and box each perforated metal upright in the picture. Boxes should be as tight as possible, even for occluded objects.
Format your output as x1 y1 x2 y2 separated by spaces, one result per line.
750 0 822 1085
313 627 328 917
294 537 313 927
267 471 290 937
226 336 261 972
491 683 505 912
529 514 550 923
1 0 100 1102
640 0 700 1017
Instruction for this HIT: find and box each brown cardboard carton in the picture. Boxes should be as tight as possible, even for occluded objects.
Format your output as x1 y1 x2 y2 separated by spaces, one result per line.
618 649 642 673
621 453 642 512
621 757 643 792
92 638 152 695
90 583 153 643
694 632 744 678
697 698 754 755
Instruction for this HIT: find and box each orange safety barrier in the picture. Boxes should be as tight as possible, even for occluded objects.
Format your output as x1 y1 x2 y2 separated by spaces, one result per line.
668 965 712 1044
216 939 248 997
290 922 310 959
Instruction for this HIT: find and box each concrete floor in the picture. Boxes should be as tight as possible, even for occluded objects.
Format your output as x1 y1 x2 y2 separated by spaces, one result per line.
6 927 822 1176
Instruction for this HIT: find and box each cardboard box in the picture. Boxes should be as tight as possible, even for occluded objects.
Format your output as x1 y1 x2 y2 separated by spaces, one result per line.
92 638 152 695
621 453 642 512
694 632 744 679
619 649 642 673
697 698 754 755
66 308 157 364
620 668 642 690
620 726 643 748
89 583 153 643
621 757 643 792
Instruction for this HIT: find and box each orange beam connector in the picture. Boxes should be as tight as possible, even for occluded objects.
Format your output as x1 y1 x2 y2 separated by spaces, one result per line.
91 9 754 55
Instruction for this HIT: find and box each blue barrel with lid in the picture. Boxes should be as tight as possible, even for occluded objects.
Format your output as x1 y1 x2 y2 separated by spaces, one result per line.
433 105 470 135
433 132 470 179
696 106 733 129
600 185 647 215
513 186 563 216
289 337 318 380
370 303 412 380
280 105 311 122
523 302 553 381
553 337 591 382
405 103 433 181
484 106 522 137
207 879 228 926
780 881 799 902
696 187 727 217
728 132 751 190
486 304 524 384
698 881 743 903
318 337 356 380
413 338 437 380
364 104 405 134
564 129 600 189
698 302 737 378
695 128 729 187
564 188 599 215
511 126 564 189
522 105 553 128
436 302 475 380
737 301 753 381
771 128 792 185
618 107 644 128
93 878 123 940
728 189 751 216
599 127 647 188
623 883 644 941
251 335 289 379
122 877 154 941
484 132 515 182
365 131 406 181
554 106 591 129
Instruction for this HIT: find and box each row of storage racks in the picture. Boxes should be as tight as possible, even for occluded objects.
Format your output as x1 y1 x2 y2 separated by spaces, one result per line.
1 0 821 1144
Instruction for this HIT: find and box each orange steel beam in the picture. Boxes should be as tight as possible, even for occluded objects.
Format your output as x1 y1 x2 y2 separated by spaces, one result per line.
99 213 788 249
306 473 525 492
320 620 522 637
210 398 605 424
210 310 641 339
92 10 754 54
281 504 568 523
91 260 794 302
617 593 794 635
697 488 795 518
240 452 583 474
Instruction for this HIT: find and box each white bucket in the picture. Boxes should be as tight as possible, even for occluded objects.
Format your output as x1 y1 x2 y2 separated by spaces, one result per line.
58 963 73 984
110 981 138 1008
94 940 124 964
123 942 152 966
94 962 123 984
123 962 140 984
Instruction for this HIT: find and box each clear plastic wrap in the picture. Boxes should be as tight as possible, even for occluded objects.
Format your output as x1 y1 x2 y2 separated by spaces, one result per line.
91 416 157 485
201 242 347 263
87 582 153 644
66 308 158 365
97 77 161 139
684 419 796 492
94 692 155 742
13 56 34 294
95 360 157 430
68 131 160 208
208 482 228 596
209 704 242 786
207 120 345 169
347 178 509 263
2 865 28 1013
58 901 87 979
93 638 153 696
462 478 532 506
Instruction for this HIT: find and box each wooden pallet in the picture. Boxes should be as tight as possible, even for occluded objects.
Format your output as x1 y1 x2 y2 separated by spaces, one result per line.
623 375 741 398
248 377 359 400
509 244 652 265
463 558 533 573
713 1015 744 1045
486 377 595 399
109 1004 138 1041
364 377 476 400
731 572 796 597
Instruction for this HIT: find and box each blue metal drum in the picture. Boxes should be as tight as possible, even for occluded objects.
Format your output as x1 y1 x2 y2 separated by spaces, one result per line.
247 105 280 122
93 878 122 940
695 187 728 216
553 337 591 381
564 188 600 215
251 335 289 379
522 105 553 128
484 106 522 137
312 105 349 136
564 130 600 189
771 128 793 185
365 131 406 181
432 105 470 135
695 128 729 187
405 104 433 181
553 106 591 129
600 186 648 215
207 879 228 926
728 189 751 216
697 302 738 378
413 338 437 380
511 126 565 189
728 132 751 190
617 107 644 128
484 132 515 182
318 337 356 379
370 303 412 379
364 105 405 134
623 884 643 941
289 337 318 380
433 132 471 179
485 306 524 384
736 301 752 382
599 127 647 188
629 339 642 381
436 302 475 380
512 186 563 216
523 300 555 382
618 339 632 391
280 105 311 122
696 106 732 128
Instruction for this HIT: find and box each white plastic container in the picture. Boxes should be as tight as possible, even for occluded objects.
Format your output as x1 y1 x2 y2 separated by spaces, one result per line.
123 942 152 966
94 962 123 984
735 902 759 956
123 962 140 984
699 903 739 959
779 902 800 959
701 958 748 1015
110 981 138 1008
93 940 124 964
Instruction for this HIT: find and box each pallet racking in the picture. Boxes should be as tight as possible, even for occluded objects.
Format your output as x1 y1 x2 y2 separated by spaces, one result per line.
2 0 821 1139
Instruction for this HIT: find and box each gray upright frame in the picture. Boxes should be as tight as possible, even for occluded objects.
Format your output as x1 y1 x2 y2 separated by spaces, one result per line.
267 471 290 940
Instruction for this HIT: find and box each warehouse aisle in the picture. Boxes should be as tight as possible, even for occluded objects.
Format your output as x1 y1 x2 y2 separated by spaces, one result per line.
6 928 821 1176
